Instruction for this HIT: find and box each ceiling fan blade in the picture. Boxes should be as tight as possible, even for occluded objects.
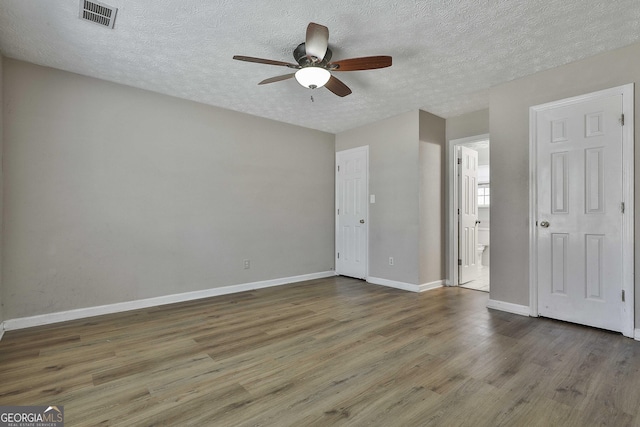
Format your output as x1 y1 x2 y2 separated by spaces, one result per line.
305 22 329 61
324 75 352 97
258 74 296 85
233 55 299 68
330 56 392 71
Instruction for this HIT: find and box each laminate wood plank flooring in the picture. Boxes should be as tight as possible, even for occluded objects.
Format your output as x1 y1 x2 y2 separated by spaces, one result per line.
2 276 640 426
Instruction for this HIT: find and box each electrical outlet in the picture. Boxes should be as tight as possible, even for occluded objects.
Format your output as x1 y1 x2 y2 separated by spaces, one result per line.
389 257 394 266
243 259 250 269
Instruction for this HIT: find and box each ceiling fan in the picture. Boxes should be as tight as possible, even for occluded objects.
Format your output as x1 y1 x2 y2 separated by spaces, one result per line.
233 22 392 97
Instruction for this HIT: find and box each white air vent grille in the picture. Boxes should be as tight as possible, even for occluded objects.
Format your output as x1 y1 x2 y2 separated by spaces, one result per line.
80 0 118 29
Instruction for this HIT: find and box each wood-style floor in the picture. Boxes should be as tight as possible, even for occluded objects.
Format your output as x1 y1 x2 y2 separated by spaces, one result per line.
2 276 640 426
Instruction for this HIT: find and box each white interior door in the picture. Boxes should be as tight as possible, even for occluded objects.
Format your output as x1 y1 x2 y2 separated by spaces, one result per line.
458 146 479 284
336 147 368 279
535 91 624 332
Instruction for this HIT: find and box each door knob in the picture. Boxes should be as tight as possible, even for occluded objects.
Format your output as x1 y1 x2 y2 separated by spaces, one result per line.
540 220 550 228
360 219 365 224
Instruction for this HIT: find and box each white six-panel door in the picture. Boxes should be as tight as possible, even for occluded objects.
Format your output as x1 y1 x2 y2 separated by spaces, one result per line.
535 91 624 332
459 146 480 284
336 147 368 279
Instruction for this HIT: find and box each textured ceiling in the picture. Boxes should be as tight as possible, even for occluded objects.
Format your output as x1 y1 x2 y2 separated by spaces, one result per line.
1 1 640 133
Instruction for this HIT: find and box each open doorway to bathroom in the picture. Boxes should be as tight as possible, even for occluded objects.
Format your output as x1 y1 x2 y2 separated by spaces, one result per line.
447 134 490 292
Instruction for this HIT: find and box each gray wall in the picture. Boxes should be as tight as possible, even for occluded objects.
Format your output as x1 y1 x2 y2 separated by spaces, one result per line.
490 42 640 323
0 54 3 325
3 59 335 320
335 110 446 286
446 109 489 142
336 111 421 285
419 110 446 284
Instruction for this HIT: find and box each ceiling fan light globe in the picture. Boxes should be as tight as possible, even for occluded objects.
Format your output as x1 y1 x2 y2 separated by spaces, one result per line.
295 67 331 89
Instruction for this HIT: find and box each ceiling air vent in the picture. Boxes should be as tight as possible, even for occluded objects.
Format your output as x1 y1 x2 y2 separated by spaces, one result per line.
79 0 118 29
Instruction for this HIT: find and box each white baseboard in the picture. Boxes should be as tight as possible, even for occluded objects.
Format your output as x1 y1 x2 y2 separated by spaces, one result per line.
3 271 335 331
487 299 530 317
367 277 444 293
635 329 640 341
367 276 420 292
0 322 4 342
418 280 444 292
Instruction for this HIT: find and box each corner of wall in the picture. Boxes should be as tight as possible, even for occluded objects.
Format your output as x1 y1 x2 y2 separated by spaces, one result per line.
336 111 422 285
418 111 446 285
0 52 4 327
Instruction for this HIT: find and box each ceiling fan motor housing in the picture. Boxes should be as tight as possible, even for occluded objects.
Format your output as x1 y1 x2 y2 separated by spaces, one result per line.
294 43 332 66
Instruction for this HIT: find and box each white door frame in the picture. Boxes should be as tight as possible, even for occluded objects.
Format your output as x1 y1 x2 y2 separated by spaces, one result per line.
335 145 369 279
447 134 490 287
528 83 634 338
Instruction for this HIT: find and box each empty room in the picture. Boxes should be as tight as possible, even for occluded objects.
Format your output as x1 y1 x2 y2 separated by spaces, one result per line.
2 1 640 425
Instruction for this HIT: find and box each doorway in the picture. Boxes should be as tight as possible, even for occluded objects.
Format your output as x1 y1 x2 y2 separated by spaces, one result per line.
529 84 634 337
447 134 490 292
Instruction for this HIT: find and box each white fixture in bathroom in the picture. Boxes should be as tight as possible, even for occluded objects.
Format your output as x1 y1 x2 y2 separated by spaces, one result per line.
477 228 490 267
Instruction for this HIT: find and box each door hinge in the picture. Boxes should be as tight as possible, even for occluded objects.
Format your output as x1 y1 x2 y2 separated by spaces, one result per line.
622 289 626 302
458 259 462 266
620 114 625 126
337 252 340 259
337 208 339 215
337 165 340 172
620 202 625 214
457 208 460 215
457 158 462 165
